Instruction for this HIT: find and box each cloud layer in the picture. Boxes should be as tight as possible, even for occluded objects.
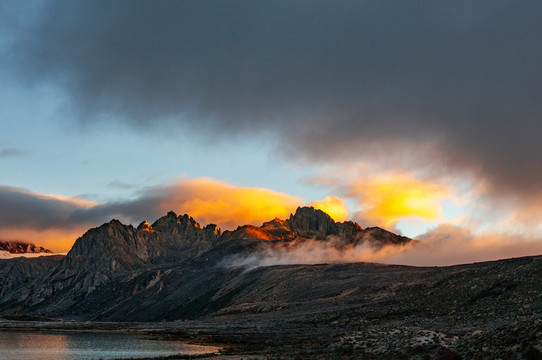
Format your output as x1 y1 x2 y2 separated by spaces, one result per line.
3 179 541 265
4 1 542 203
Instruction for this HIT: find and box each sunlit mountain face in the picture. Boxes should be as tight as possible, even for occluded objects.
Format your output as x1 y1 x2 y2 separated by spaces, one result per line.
1 1 542 265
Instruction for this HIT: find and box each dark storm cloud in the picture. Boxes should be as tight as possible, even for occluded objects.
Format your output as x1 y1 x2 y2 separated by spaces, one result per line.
0 185 164 233
0 186 93 229
0 184 194 249
70 191 169 227
6 1 542 197
0 185 165 231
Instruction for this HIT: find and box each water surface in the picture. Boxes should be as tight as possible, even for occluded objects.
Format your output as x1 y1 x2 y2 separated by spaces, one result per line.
0 330 219 360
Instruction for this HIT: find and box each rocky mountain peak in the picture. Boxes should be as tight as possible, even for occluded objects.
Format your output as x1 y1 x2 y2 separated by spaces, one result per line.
140 211 221 261
151 211 177 227
0 241 52 254
59 212 225 276
151 211 202 232
137 220 154 232
63 220 148 272
357 227 412 248
204 224 221 236
262 218 290 229
290 206 333 222
222 225 279 241
108 219 124 226
260 218 295 239
288 206 338 239
219 207 370 244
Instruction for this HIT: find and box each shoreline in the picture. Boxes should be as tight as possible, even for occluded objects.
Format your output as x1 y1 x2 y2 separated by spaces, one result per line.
0 321 234 360
0 318 334 359
0 319 270 358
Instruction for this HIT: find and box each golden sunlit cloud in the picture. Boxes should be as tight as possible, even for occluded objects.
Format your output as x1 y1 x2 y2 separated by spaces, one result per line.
304 163 458 229
162 178 354 228
158 177 304 229
310 196 349 222
352 173 451 227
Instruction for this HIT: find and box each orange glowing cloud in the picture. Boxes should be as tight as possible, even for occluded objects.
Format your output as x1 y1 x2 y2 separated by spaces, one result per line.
158 177 304 229
0 228 84 253
310 196 349 222
351 173 451 227
154 178 353 228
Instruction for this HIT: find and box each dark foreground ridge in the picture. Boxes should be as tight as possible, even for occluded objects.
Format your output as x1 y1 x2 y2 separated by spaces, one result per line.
1 207 541 359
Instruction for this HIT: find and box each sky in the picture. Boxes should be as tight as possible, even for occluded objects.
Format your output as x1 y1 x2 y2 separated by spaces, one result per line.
1 1 542 264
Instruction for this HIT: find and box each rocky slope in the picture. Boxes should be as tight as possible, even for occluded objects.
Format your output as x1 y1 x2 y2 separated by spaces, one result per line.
1 256 541 359
0 256 63 300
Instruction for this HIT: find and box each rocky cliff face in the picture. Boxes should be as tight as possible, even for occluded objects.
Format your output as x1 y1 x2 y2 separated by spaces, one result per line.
288 207 411 248
62 219 149 273
288 206 339 239
0 256 63 300
63 211 222 272
146 211 223 261
287 206 383 245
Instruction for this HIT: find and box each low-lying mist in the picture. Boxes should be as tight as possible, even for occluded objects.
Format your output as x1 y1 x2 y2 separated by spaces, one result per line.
224 224 542 268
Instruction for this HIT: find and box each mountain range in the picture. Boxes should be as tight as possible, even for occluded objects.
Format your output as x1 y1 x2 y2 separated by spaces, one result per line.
0 206 410 320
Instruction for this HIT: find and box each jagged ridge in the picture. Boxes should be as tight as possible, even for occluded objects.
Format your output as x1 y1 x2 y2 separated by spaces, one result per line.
220 206 409 248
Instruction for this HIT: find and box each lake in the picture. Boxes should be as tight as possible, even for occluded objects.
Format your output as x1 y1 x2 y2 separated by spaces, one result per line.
0 330 220 360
